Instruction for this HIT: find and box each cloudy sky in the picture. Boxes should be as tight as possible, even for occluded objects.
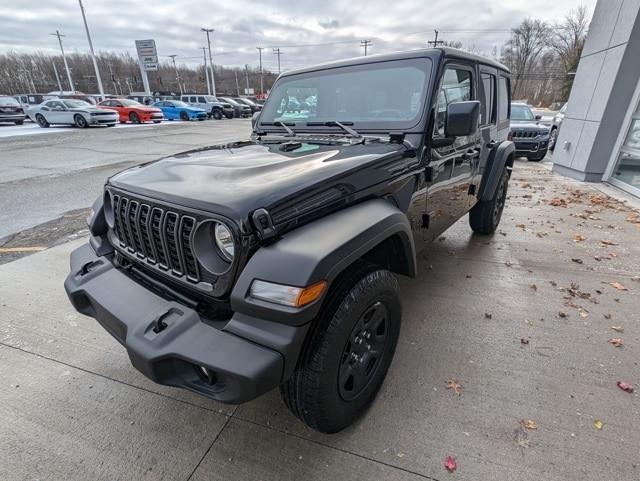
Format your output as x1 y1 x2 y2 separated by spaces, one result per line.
1 0 597 71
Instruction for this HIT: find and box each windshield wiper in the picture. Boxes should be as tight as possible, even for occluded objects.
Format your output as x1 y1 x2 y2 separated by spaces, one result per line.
261 121 297 137
306 121 362 138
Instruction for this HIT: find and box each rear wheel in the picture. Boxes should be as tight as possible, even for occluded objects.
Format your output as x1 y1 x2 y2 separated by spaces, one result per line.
14 120 24 125
281 263 401 433
129 112 141 124
179 111 190 121
211 109 223 120
74 114 88 128
469 167 510 235
35 114 49 128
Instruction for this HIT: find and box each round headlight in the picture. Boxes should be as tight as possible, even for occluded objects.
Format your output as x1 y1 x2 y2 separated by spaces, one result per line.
214 223 234 261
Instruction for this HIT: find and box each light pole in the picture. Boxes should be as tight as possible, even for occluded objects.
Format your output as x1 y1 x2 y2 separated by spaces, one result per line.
168 55 183 94
50 30 74 92
273 48 282 74
52 60 63 92
256 47 264 97
78 0 104 98
201 47 211 95
201 28 216 95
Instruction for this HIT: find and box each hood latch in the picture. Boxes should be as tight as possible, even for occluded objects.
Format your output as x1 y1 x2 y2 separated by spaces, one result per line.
252 208 278 243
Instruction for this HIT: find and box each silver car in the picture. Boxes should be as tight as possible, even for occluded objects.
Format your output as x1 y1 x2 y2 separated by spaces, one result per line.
28 99 118 128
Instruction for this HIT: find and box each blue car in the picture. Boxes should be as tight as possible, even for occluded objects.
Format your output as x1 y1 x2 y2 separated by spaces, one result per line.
152 100 207 121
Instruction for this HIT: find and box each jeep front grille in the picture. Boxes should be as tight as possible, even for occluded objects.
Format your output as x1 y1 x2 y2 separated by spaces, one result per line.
511 130 540 138
112 193 200 282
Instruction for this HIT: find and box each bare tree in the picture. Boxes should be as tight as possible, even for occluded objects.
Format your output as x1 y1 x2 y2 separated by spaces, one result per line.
548 5 590 98
501 18 550 100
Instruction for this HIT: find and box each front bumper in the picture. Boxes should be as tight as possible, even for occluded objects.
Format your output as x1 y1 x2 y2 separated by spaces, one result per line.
515 138 549 154
64 243 284 404
90 115 118 125
0 112 26 122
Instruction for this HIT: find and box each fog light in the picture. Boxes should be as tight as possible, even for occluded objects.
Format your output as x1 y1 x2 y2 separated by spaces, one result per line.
250 280 327 308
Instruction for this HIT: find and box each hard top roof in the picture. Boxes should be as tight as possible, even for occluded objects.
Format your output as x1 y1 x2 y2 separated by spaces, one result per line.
280 47 510 78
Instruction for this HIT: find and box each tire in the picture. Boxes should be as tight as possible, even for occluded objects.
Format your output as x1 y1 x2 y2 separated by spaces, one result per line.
469 167 510 235
14 120 24 125
211 109 223 120
35 114 49 128
153 120 162 124
180 111 190 121
528 148 548 162
549 128 558 151
129 112 141 124
225 114 234 119
281 263 401 433
105 123 115 127
74 114 88 128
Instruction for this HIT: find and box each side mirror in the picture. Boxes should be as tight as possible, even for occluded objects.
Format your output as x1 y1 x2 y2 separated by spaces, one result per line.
251 111 261 130
445 101 480 137
535 114 542 121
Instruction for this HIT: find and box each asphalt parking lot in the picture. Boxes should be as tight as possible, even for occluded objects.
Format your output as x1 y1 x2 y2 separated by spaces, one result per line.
1 124 639 480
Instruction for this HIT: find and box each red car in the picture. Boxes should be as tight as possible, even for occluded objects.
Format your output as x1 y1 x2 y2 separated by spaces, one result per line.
97 98 163 124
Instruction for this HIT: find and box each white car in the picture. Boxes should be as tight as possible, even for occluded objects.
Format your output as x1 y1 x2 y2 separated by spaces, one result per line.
28 99 118 128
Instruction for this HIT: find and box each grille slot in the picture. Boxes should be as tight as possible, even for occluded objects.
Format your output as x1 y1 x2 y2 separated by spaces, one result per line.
112 193 204 283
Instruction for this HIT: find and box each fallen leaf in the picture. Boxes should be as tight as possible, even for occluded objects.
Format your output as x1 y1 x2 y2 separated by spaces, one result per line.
604 313 612 320
514 425 530 448
550 281 558 287
579 310 589 319
600 240 618 246
520 337 530 345
558 311 568 319
571 258 584 264
617 381 634 393
573 234 586 242
505 261 513 267
521 419 538 430
446 379 463 396
530 284 537 291
608 338 623 347
465 274 473 279
632 276 640 282
611 326 624 333
593 420 603 430
444 456 457 473
609 282 628 291
484 313 492 319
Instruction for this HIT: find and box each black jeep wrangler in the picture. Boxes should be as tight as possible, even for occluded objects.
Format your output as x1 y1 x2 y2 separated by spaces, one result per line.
65 48 514 433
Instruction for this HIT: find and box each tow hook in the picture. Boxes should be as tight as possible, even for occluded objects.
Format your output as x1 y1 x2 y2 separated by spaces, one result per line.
151 310 172 334
78 259 102 277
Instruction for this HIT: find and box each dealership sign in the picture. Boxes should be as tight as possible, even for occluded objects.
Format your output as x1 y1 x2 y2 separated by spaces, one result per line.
135 39 158 71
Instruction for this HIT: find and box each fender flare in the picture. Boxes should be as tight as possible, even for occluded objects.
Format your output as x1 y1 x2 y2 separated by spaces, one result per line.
230 199 416 326
478 141 515 202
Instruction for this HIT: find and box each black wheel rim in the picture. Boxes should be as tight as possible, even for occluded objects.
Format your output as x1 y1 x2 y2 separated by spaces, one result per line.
76 116 86 127
37 115 46 127
492 175 508 227
338 301 389 401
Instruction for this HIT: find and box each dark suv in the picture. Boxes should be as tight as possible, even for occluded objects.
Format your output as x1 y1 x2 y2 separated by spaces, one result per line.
0 96 26 125
510 102 550 161
65 48 515 433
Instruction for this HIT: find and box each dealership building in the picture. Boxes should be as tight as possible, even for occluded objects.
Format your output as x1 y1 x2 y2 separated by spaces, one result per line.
552 0 640 198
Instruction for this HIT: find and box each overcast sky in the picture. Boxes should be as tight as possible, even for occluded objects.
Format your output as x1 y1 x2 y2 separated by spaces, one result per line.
1 0 597 71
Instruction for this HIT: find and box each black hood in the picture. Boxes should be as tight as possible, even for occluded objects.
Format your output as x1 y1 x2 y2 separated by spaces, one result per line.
108 139 409 231
510 120 549 133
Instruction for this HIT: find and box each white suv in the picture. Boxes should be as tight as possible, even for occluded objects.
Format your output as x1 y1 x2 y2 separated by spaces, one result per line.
180 95 234 119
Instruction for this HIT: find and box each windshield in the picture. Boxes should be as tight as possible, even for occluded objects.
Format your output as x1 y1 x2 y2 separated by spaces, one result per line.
63 100 91 108
511 104 535 121
204 96 218 102
260 58 432 130
120 99 142 106
0 96 20 107
221 97 239 106
169 101 189 107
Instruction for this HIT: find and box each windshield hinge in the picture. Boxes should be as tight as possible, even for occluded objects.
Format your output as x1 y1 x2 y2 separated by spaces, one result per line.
251 208 278 243
389 131 406 143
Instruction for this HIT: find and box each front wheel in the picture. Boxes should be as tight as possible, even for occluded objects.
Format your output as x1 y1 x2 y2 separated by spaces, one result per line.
211 109 223 120
469 167 510 235
179 111 190 121
281 264 401 433
14 119 24 125
74 114 88 128
129 112 141 124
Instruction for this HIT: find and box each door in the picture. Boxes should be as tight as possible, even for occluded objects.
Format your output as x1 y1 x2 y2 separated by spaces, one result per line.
46 100 68 124
425 64 480 241
476 66 498 193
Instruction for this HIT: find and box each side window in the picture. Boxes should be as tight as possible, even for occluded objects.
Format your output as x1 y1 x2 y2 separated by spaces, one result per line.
434 67 473 137
190 96 197 103
480 73 496 125
197 96 206 103
498 76 510 123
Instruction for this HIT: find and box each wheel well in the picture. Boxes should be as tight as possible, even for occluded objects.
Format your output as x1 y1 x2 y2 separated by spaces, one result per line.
359 234 412 278
505 153 515 169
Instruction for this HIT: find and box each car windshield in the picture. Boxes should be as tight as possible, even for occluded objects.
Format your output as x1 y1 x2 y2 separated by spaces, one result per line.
169 101 189 107
63 100 91 108
204 96 218 102
240 98 256 106
221 98 240 106
511 104 535 121
120 99 142 106
0 96 20 107
259 58 432 130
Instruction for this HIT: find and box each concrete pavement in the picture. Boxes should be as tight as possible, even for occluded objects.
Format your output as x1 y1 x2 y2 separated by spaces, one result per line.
1 160 639 480
0 119 252 239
